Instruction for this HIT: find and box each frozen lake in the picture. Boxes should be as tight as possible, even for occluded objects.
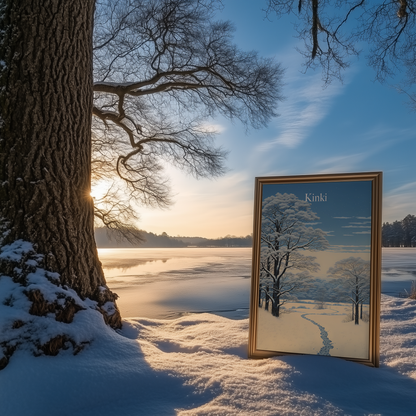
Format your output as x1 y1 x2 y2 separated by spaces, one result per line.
101 247 252 320
380 247 416 296
100 247 416 320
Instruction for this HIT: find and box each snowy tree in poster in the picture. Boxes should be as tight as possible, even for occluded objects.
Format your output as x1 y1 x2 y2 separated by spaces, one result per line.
260 193 329 317
327 257 370 324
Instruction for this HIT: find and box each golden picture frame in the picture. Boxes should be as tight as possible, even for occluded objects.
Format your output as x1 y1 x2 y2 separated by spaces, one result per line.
248 172 382 367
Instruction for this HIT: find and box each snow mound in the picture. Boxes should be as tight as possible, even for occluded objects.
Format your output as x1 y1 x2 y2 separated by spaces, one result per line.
0 240 111 362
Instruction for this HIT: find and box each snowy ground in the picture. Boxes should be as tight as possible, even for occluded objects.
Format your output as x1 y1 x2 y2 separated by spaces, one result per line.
257 301 369 359
1 294 415 416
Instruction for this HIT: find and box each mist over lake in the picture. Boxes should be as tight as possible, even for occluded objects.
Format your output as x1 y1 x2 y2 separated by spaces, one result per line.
100 247 416 320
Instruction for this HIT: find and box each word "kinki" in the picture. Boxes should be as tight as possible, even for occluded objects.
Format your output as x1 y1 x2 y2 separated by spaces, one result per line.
305 193 327 202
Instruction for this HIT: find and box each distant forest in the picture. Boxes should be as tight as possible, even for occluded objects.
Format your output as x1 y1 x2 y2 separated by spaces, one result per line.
382 214 416 247
95 227 252 248
96 214 416 249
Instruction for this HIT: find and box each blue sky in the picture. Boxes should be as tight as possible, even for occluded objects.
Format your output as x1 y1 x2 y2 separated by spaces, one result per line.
135 0 416 238
261 180 372 250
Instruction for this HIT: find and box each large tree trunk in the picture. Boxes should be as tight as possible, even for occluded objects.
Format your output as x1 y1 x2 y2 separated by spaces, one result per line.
0 0 121 359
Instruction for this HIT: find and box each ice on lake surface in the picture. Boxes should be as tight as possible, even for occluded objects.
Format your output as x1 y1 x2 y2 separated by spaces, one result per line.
100 247 252 320
100 247 416 320
381 248 416 296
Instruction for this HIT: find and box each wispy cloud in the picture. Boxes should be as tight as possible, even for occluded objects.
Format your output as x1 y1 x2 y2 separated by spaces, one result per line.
383 181 416 222
315 153 369 172
312 124 413 173
360 124 414 145
257 70 346 152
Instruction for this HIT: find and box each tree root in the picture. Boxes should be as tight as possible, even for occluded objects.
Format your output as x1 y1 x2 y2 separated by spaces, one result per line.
95 286 122 329
27 289 85 323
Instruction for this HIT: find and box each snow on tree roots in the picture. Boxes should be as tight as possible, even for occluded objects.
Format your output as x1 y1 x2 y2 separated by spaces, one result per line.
0 240 121 370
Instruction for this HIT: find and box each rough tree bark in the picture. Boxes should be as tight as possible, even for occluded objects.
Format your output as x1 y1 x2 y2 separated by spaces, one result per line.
0 1 121 331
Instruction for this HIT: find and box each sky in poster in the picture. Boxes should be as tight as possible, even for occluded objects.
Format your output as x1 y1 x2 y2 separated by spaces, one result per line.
105 0 416 238
261 180 372 249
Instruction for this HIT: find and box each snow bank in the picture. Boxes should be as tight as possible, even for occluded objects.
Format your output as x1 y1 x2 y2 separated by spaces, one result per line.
0 295 415 415
0 240 111 361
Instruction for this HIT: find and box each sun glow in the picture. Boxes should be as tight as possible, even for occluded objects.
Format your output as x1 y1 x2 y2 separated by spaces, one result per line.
90 180 113 201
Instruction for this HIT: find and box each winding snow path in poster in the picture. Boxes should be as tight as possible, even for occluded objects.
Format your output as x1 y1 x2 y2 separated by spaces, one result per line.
301 314 334 356
256 302 370 358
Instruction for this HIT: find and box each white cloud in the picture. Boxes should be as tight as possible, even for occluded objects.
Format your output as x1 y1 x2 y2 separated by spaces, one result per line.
199 122 226 134
257 72 346 151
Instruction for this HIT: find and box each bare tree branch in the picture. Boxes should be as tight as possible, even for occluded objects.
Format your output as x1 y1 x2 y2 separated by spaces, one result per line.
91 0 284 240
267 0 416 93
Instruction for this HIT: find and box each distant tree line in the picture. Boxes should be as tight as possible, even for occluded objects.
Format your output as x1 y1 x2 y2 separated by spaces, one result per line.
95 227 252 248
188 234 252 248
382 215 416 247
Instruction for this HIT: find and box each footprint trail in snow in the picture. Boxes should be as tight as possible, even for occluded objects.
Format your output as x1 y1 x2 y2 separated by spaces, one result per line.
301 314 334 356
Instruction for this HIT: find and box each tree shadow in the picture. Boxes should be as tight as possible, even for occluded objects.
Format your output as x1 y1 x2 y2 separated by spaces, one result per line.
0 323 215 416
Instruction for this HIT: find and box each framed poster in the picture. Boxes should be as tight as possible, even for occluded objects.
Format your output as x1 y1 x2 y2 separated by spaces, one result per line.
248 172 382 367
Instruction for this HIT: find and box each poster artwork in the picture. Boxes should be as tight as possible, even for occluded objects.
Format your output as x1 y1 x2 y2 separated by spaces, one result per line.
248 173 382 366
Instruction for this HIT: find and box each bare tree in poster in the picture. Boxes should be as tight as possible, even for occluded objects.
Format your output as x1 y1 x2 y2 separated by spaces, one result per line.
327 257 370 325
260 193 329 317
